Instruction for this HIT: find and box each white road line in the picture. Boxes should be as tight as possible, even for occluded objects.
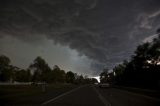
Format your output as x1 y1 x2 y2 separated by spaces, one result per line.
41 85 86 105
114 88 160 102
92 86 111 106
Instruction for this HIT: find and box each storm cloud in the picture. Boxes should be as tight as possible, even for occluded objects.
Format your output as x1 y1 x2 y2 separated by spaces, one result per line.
0 0 160 75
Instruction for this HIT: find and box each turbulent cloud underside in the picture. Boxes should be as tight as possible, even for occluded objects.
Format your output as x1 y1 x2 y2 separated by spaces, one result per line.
0 0 160 75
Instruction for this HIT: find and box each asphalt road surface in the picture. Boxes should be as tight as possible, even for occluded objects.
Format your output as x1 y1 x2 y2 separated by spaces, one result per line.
42 85 160 106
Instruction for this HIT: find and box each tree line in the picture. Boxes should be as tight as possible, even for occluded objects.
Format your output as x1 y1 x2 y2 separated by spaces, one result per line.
0 56 98 84
100 29 160 89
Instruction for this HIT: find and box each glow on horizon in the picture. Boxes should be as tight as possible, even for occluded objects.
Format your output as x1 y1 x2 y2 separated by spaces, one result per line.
93 76 100 82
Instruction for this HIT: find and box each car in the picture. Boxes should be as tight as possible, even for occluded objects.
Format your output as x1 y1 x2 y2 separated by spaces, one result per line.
94 82 99 85
99 83 110 88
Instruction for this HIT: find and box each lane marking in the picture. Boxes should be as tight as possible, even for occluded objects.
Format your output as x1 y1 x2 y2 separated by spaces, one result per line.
92 86 111 106
41 85 86 105
114 88 160 102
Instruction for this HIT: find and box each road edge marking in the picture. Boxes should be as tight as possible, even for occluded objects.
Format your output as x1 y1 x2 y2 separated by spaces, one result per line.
92 86 111 106
114 88 160 102
41 85 86 105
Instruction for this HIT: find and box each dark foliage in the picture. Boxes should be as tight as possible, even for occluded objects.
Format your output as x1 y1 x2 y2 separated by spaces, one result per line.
109 30 160 90
0 56 98 84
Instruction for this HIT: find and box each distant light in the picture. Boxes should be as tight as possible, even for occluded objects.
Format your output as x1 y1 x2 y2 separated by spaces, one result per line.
113 71 116 76
93 76 100 83
147 60 152 64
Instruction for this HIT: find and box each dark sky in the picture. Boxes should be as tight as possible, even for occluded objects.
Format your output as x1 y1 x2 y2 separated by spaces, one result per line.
0 0 160 76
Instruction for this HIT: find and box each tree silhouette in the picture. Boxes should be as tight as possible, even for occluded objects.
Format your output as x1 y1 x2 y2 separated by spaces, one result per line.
0 55 12 82
66 71 75 83
100 69 109 83
15 69 31 82
29 56 51 82
112 29 160 89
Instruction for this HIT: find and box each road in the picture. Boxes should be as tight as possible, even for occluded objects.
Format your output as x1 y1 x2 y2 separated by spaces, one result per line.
42 85 160 106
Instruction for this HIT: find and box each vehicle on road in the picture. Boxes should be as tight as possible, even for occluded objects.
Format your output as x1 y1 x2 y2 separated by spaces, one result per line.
99 83 110 88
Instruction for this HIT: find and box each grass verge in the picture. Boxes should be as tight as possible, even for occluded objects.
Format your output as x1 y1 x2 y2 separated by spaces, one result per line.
0 83 78 105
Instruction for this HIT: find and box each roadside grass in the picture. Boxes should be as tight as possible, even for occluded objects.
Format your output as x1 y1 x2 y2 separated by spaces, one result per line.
0 83 77 105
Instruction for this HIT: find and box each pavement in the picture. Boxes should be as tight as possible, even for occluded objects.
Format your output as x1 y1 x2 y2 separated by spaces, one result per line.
41 85 160 106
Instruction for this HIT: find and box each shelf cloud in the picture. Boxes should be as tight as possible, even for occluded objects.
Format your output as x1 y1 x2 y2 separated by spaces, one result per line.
0 0 160 75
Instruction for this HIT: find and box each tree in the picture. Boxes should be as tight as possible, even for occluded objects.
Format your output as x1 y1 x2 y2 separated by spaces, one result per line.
15 69 31 82
113 62 126 84
113 63 126 76
52 65 66 83
0 55 10 67
0 55 12 82
66 71 75 83
29 56 51 82
32 70 41 82
8 65 20 83
112 29 160 88
100 69 109 83
147 30 160 65
77 75 84 84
